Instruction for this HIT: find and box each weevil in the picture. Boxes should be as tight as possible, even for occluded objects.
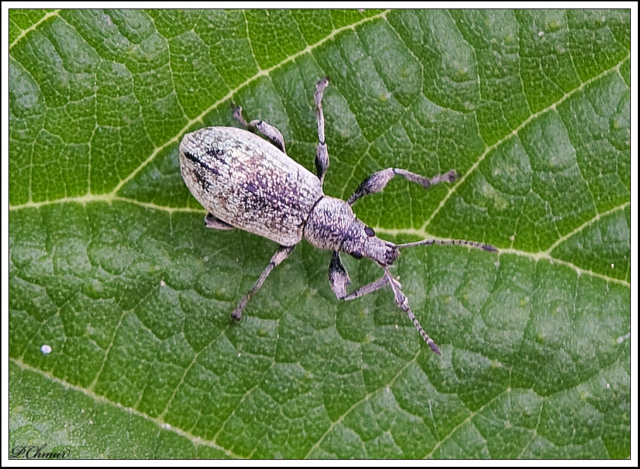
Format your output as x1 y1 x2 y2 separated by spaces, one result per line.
179 77 497 354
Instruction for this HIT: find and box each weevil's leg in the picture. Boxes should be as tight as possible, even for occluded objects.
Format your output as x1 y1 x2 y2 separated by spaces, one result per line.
347 168 459 206
329 251 351 299
232 106 286 154
383 267 441 355
329 251 390 300
314 77 330 185
231 245 295 321
397 238 498 253
341 275 389 301
205 213 234 230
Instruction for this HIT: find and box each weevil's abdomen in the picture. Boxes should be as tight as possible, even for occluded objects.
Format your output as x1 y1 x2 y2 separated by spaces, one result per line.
180 127 323 246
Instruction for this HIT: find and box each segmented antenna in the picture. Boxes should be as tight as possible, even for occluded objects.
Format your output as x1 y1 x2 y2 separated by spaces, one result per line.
397 238 498 252
383 268 441 355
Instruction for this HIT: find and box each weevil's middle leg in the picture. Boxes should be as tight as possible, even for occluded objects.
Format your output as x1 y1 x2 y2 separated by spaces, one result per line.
232 245 295 321
232 106 287 154
314 77 330 185
347 168 459 206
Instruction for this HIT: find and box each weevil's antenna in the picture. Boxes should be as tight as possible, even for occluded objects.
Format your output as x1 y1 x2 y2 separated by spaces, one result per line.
396 238 498 252
383 267 441 355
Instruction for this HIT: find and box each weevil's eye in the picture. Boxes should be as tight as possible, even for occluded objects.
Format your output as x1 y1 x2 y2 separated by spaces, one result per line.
364 226 375 237
351 250 363 259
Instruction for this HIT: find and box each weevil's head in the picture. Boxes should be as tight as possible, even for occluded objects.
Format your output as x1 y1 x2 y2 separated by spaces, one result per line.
304 197 399 266
340 218 400 266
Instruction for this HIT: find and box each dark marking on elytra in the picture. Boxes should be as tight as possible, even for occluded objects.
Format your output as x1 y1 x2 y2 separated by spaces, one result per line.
246 182 258 194
195 170 210 191
183 150 219 176
206 146 226 163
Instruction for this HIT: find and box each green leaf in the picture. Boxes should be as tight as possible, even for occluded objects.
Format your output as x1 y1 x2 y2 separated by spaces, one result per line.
9 9 630 459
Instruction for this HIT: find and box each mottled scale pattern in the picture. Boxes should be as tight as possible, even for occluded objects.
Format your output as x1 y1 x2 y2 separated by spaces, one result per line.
179 127 323 246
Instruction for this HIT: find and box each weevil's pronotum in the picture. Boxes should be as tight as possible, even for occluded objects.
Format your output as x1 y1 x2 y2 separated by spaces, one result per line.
179 78 497 355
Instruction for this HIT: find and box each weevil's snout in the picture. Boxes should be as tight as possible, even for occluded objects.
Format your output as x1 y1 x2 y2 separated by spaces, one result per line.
382 242 400 266
340 221 400 266
368 239 400 266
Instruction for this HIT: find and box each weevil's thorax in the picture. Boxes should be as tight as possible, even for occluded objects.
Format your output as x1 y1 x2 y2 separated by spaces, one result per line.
304 197 399 266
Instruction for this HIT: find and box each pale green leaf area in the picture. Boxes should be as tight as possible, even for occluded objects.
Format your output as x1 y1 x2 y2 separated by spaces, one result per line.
9 9 630 459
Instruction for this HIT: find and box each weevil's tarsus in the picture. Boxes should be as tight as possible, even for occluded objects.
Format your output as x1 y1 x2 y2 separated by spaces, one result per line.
397 238 498 252
384 267 441 355
315 77 330 185
205 213 235 230
232 245 295 321
232 105 287 154
329 251 351 299
348 168 459 206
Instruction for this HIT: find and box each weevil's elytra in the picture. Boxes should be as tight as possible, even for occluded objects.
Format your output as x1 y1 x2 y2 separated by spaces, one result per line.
180 127 322 247
179 77 498 355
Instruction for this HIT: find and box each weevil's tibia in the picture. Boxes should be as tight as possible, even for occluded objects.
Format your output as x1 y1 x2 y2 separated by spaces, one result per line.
397 238 498 252
341 275 389 301
384 268 441 355
232 245 295 321
347 168 459 206
232 105 287 154
315 77 330 185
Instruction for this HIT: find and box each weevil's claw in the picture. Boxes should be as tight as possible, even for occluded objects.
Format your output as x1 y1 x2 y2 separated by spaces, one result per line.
446 169 459 183
482 244 498 252
231 308 243 322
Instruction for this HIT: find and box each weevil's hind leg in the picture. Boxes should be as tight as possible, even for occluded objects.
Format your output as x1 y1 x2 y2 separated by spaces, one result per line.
232 106 287 154
314 77 330 185
205 213 234 230
232 245 295 321
347 168 459 206
383 268 441 355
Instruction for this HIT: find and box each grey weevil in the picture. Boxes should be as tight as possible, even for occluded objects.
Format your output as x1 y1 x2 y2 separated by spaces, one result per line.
179 77 497 355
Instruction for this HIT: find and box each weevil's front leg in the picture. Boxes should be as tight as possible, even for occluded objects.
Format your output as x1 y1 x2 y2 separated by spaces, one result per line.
205 213 234 230
383 268 440 355
314 77 330 185
232 106 287 154
341 276 389 301
329 258 440 354
232 245 295 320
329 251 351 299
347 168 458 206
329 251 389 300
